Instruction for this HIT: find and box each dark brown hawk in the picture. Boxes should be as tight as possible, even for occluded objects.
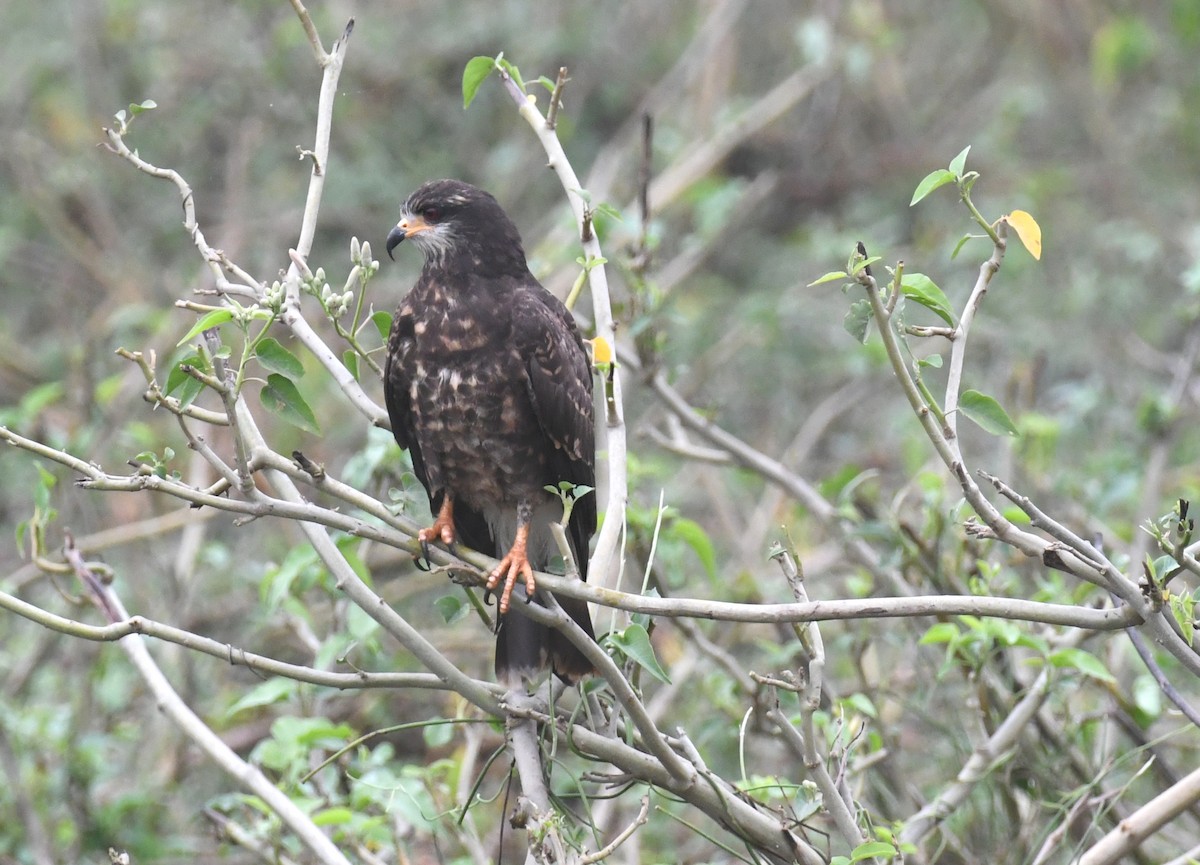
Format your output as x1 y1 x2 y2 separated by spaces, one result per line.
383 179 597 685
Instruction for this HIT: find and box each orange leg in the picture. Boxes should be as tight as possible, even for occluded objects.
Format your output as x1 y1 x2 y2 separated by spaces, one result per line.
419 495 457 548
486 522 537 614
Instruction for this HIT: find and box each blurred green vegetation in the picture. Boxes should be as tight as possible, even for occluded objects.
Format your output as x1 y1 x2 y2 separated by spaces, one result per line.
3 1 1200 862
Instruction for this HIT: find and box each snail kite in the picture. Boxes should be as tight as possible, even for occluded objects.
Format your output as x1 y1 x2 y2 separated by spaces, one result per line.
383 179 597 684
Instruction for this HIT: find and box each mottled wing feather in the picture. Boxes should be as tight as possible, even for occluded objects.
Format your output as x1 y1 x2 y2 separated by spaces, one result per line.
513 286 597 568
382 307 424 486
513 289 594 457
508 284 598 681
383 291 495 555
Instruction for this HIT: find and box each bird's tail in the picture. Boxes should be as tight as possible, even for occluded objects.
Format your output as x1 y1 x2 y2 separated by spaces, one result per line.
452 499 595 685
491 506 596 686
544 553 597 683
494 545 596 686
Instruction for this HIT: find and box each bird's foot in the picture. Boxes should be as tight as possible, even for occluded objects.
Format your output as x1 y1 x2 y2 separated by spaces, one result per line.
486 549 536 615
417 511 456 564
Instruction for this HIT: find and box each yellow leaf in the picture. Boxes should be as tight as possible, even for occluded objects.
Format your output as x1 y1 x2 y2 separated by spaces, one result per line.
1007 210 1042 260
590 336 614 365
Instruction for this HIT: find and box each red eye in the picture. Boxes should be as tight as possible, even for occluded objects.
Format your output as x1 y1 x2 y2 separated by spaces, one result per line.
422 206 442 222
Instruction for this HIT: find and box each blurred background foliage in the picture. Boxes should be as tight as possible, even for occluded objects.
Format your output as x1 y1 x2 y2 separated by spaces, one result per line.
4 1 1200 862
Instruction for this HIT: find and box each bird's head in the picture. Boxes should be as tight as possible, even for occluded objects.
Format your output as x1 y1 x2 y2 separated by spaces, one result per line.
386 179 526 274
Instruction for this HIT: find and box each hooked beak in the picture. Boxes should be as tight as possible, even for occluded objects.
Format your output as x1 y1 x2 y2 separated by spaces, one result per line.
386 213 434 260
385 224 407 260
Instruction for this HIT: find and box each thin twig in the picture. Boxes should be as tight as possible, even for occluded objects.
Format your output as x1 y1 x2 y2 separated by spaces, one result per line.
1120 603 1200 728
766 707 863 849
581 794 650 864
287 0 328 65
0 425 1150 634
0 583 487 694
901 666 1054 845
650 371 914 598
205 809 304 865
1078 762 1200 865
546 66 569 130
496 64 629 592
943 221 1005 438
535 591 693 782
102 586 355 865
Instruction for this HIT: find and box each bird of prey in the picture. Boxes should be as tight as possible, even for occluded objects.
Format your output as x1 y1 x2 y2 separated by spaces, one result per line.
383 179 597 685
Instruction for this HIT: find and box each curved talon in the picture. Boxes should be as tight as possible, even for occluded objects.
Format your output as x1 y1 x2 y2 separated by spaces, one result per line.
486 550 536 615
487 519 534 615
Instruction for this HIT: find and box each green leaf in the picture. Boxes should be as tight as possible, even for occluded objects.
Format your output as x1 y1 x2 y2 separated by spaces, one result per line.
286 717 354 748
224 677 297 720
172 374 205 407
342 349 359 381
262 545 319 609
346 603 380 644
260 374 321 435
919 622 960 645
1001 505 1032 524
176 308 234 346
255 337 304 378
948 145 971 179
371 310 393 342
35 463 58 494
987 619 1022 646
95 372 124 406
433 594 471 625
593 201 623 221
844 298 874 343
1147 555 1175 583
910 169 956 206
1048 648 1116 683
129 99 157 116
1014 632 1050 654
423 720 455 748
610 624 671 684
850 841 898 862
808 270 847 287
312 807 354 827
461 56 495 108
1170 591 1195 646
840 692 878 719
669 517 716 578
950 233 974 259
959 389 1019 436
497 57 525 92
336 536 373 585
849 255 881 276
901 273 955 325
4 381 65 426
167 352 206 408
1132 674 1163 723
918 353 943 369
